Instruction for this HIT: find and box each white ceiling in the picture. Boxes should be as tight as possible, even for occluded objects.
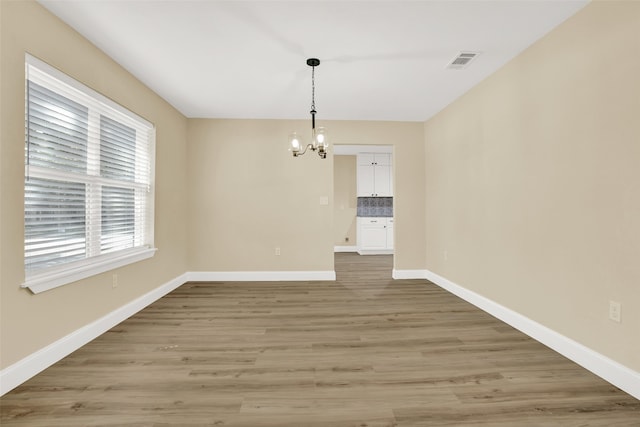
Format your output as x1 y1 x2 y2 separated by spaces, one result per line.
39 0 588 122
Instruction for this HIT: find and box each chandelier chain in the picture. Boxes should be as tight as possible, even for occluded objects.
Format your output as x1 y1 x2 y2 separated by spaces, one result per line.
311 65 316 112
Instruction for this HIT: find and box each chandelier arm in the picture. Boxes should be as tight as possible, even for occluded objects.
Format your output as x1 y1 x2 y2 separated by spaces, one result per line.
293 143 317 157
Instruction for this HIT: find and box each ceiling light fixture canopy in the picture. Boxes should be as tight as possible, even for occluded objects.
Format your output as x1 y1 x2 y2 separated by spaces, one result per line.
289 58 328 159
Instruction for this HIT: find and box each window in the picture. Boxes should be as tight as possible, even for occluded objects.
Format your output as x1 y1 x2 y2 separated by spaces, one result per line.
23 55 156 294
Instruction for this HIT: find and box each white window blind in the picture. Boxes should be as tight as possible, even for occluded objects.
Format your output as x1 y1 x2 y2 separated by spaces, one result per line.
23 55 156 294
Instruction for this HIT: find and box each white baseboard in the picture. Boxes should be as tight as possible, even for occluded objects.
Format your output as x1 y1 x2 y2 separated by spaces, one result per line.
187 270 336 282
334 245 357 252
0 272 189 396
357 249 394 255
392 269 428 280
423 269 640 400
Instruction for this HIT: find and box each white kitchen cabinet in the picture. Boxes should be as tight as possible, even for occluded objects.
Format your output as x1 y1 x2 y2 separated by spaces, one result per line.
357 217 394 255
357 153 391 166
359 218 387 250
357 153 392 197
386 218 394 250
357 164 375 197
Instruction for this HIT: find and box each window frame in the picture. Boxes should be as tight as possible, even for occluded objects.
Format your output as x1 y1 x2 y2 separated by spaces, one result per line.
22 54 156 294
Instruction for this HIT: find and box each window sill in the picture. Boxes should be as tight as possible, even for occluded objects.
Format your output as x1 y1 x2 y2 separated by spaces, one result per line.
22 247 157 294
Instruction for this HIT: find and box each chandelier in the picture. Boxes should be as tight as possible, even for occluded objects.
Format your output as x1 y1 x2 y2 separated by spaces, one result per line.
289 58 328 159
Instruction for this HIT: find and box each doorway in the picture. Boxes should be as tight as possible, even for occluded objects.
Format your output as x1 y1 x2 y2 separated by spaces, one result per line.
333 145 394 272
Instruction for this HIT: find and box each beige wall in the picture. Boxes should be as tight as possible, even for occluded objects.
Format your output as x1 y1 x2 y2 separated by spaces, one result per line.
187 119 425 272
187 119 334 272
0 1 189 369
424 1 640 371
333 156 357 246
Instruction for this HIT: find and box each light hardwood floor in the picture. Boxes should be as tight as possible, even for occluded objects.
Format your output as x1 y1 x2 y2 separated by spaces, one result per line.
1 253 638 426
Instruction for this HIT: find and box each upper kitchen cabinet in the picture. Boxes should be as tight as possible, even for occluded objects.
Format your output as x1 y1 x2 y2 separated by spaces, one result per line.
357 153 393 197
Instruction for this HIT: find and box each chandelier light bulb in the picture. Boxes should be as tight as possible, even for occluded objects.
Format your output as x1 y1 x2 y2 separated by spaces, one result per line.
315 127 327 148
289 132 301 156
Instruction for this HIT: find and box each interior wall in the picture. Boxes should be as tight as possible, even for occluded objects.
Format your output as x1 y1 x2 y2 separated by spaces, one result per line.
424 1 639 371
187 119 425 272
187 119 334 272
333 155 357 247
0 1 189 369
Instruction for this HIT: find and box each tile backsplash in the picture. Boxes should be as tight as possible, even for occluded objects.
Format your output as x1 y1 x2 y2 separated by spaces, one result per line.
357 197 393 217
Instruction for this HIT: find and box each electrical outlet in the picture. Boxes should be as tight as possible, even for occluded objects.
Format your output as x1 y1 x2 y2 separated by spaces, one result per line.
609 300 621 323
112 273 118 288
275 247 281 256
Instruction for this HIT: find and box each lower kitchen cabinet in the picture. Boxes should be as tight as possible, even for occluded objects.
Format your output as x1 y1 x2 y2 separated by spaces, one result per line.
357 217 394 255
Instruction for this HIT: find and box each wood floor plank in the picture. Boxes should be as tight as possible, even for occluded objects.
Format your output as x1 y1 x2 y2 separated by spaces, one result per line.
1 253 638 426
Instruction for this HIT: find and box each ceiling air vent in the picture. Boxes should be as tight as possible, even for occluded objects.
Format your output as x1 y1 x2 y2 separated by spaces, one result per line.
447 51 480 70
